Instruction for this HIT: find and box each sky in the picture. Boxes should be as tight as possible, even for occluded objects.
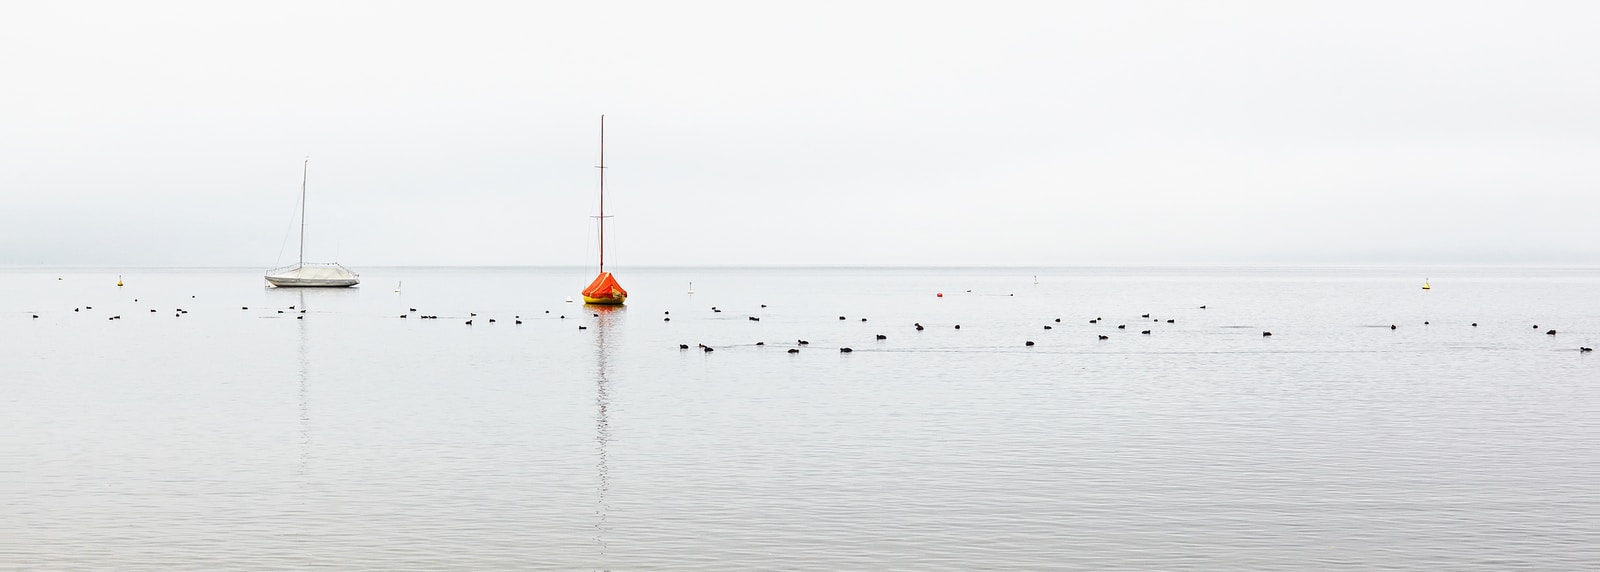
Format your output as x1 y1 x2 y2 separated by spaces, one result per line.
2 1 1597 267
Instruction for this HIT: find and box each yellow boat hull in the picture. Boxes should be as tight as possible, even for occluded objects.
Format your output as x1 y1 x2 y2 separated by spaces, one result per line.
584 295 626 305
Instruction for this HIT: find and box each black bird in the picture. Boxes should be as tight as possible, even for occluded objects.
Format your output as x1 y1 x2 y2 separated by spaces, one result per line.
1581 347 1593 352
1200 305 1207 309
954 324 961 329
840 347 853 353
488 319 496 323
1025 341 1035 346
75 308 80 312
1262 331 1273 337
1098 335 1108 340
401 314 408 318
664 317 671 322
410 308 417 312
1547 329 1557 335
1089 319 1097 324
289 306 295 310
915 323 924 331
861 318 867 322
787 348 799 354
1117 324 1126 329
1472 323 1478 327
713 309 722 313
876 334 887 340
1054 318 1061 323
839 316 846 320
756 342 765 346
798 339 809 345
680 344 689 349
761 304 767 308
1533 325 1539 329
749 316 759 321
1166 319 1175 324
32 314 38 319
1424 321 1429 325
703 346 714 352
465 320 473 325
1391 325 1397 330
86 306 92 309
1141 314 1150 318
664 311 669 315
560 315 565 319
296 316 303 320
545 310 550 313
277 310 284 314
579 325 587 330
592 313 598 317
1141 330 1151 335
150 309 157 312
240 306 246 310
515 320 523 325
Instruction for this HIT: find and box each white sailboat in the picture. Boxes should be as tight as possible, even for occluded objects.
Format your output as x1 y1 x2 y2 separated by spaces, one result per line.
265 158 359 288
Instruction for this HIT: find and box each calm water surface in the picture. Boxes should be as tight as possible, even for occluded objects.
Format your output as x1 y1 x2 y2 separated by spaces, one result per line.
3 266 1598 570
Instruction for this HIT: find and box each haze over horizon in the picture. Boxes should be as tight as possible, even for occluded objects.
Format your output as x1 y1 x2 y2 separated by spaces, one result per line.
4 1 1597 268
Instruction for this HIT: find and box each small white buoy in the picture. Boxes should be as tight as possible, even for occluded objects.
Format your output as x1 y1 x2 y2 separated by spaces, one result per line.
565 296 574 303
1033 275 1039 285
687 281 694 295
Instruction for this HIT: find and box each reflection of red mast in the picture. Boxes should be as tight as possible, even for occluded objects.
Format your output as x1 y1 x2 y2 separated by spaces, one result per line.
583 115 627 305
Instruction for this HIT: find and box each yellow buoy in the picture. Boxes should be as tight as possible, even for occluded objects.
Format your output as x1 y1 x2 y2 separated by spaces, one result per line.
117 275 124 287
1421 278 1430 290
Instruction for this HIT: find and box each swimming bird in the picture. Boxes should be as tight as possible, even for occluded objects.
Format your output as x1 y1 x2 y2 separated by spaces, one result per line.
410 308 417 312
32 314 38 319
664 311 669 315
1472 323 1478 327
592 313 598 317
471 313 477 317
1044 325 1052 330
1262 331 1273 337
798 339 810 345
840 347 853 353
488 319 496 323
1089 319 1097 324
1025 341 1035 346
579 325 587 330
465 320 472 325
1141 314 1150 318
954 325 960 329
703 346 714 352
1424 321 1429 325
839 316 846 320
1054 318 1061 323
296 316 303 320
761 304 767 308
861 318 867 322
1391 325 1397 330
1547 329 1557 335
1117 325 1126 329
150 309 157 312
75 308 80 312
1582 347 1592 352
515 320 523 325
1166 319 1175 324
289 306 295 310
876 334 887 340
1200 305 1207 309
680 344 689 349
401 314 408 318
664 317 670 322
713 309 722 313
784 348 799 354
278 310 284 314
1533 325 1539 329
748 316 759 321
1141 330 1151 335
756 342 765 346
1098 335 1108 340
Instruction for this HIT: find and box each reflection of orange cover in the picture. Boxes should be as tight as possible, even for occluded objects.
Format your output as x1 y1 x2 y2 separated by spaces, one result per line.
582 272 627 300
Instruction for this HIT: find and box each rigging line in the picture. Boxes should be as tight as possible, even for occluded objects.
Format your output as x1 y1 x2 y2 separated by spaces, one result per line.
274 177 305 269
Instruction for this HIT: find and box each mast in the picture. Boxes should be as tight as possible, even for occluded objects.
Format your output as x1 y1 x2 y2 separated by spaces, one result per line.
597 115 606 274
299 157 308 267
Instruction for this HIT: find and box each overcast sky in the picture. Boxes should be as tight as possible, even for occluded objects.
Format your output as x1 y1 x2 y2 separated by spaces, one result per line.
2 1 1597 267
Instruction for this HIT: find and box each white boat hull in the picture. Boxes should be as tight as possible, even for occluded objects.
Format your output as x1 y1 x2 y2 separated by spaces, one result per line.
264 263 360 288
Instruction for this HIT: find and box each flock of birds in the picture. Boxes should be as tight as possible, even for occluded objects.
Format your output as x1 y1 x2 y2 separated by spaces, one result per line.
20 285 1595 355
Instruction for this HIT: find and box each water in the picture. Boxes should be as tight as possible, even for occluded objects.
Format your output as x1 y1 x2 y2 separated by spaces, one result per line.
3 266 1598 570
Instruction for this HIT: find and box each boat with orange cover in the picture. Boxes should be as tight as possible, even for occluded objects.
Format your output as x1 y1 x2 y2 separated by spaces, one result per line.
582 115 627 305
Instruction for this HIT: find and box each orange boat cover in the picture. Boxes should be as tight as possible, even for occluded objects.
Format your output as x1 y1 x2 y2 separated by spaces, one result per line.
582 272 627 300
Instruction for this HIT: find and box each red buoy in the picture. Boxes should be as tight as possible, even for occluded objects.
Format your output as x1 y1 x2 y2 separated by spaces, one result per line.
936 293 943 297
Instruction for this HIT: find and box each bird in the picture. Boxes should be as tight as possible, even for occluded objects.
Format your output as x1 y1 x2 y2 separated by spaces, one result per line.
1098 335 1108 340
664 317 671 322
1054 318 1061 323
289 305 295 310
876 334 887 340
296 316 303 320
1471 323 1478 327
1166 319 1175 324
1141 330 1151 335
1547 329 1557 335
756 342 765 346
1391 325 1397 330
713 309 722 313
1117 324 1126 329
592 313 599 318
1044 325 1052 330
761 304 767 308
74 308 79 312
1025 341 1035 346
663 311 669 315
1141 314 1150 318
1263 331 1273 337
409 308 417 312
839 316 846 320
150 309 156 313
797 339 809 345
488 319 496 323
954 325 960 329
401 314 408 318
840 347 853 353
1581 347 1592 352
471 313 477 317
679 344 690 350
1200 305 1207 309
748 316 759 321
579 325 587 330
515 320 523 325
787 348 799 354
1533 325 1539 329
702 346 714 352
1424 321 1429 325
465 320 473 325
31 314 38 319
860 318 867 322
1089 319 1097 324
277 310 284 314
915 323 924 331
